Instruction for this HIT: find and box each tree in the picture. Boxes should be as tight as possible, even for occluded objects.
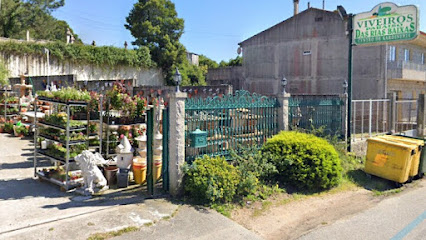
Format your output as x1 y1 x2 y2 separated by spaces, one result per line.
199 55 218 69
125 0 185 84
0 0 26 38
178 59 206 86
219 56 242 67
24 0 65 12
0 0 80 42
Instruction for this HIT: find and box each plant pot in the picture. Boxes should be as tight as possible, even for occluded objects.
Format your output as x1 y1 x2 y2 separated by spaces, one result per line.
21 108 27 113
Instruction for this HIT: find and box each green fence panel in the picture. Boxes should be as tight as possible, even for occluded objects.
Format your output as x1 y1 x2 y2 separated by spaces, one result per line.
185 90 279 162
289 95 343 136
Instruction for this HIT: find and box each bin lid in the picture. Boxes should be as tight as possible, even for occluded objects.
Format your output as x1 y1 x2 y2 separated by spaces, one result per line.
367 137 417 150
380 135 425 146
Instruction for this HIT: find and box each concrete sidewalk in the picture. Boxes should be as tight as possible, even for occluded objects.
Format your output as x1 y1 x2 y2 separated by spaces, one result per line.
0 134 261 240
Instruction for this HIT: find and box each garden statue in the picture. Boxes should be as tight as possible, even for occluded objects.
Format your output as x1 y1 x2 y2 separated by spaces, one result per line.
75 151 108 195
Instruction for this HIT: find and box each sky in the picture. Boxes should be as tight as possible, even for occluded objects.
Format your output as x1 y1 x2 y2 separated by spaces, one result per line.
52 0 426 63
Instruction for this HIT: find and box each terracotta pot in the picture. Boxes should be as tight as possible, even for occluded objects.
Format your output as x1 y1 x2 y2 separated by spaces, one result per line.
21 108 27 113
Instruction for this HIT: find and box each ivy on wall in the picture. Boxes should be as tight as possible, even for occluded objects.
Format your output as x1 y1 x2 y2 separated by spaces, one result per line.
0 41 154 68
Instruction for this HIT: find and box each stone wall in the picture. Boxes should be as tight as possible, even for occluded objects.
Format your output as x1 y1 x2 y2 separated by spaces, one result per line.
0 46 163 86
206 66 243 92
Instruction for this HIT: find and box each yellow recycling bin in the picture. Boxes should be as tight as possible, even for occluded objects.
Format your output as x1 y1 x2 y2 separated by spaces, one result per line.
133 157 147 184
378 135 424 178
365 137 417 183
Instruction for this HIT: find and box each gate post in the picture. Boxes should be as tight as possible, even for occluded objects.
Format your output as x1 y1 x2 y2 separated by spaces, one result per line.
168 91 187 196
417 94 425 137
277 93 290 131
387 92 397 133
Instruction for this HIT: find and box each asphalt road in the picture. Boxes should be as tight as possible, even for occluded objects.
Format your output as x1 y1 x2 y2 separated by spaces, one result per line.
298 179 426 240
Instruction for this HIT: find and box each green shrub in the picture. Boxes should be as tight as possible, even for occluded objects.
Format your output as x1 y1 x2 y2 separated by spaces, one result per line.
262 131 342 191
230 146 277 197
231 146 277 180
183 155 241 203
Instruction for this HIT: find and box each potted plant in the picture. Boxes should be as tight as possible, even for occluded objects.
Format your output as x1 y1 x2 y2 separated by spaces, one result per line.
13 125 25 137
88 91 100 120
132 95 147 123
88 123 97 135
4 121 14 134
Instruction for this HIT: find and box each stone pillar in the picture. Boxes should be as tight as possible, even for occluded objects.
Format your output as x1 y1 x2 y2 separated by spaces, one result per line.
387 92 397 133
168 91 187 196
417 94 425 137
277 93 290 131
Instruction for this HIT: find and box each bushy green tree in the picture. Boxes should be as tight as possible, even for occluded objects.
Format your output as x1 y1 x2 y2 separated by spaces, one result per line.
178 59 206 86
125 0 185 84
219 56 242 67
24 0 65 12
199 55 218 69
0 0 81 42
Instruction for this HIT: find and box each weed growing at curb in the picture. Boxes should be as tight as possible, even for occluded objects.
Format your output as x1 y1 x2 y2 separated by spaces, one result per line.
87 226 140 240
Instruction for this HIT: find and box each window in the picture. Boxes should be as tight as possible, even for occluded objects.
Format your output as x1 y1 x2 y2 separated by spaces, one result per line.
303 51 311 56
389 46 396 61
422 53 425 65
404 49 410 62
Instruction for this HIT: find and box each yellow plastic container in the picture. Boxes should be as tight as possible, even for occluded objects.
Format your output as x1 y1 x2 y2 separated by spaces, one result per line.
378 135 424 178
153 156 162 181
365 137 417 183
133 157 147 184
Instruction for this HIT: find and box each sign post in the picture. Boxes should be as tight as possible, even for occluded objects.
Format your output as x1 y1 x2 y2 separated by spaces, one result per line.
345 2 419 152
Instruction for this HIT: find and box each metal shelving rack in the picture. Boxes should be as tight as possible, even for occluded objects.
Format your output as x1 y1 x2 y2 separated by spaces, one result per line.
101 98 145 159
1 89 20 120
88 96 103 154
33 98 90 191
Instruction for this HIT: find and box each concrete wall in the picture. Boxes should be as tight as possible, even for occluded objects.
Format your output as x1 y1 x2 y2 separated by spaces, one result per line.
206 66 243 91
0 52 164 86
352 45 386 99
240 8 352 96
238 8 393 99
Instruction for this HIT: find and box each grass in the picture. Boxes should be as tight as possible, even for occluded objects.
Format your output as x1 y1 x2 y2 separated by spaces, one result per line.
211 203 234 218
87 226 140 240
252 200 272 217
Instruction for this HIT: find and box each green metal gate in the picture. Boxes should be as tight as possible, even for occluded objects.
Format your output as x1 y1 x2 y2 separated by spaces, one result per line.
185 90 279 162
289 95 343 137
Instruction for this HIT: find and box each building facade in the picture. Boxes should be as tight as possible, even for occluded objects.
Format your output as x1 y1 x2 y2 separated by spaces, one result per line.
238 7 426 99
